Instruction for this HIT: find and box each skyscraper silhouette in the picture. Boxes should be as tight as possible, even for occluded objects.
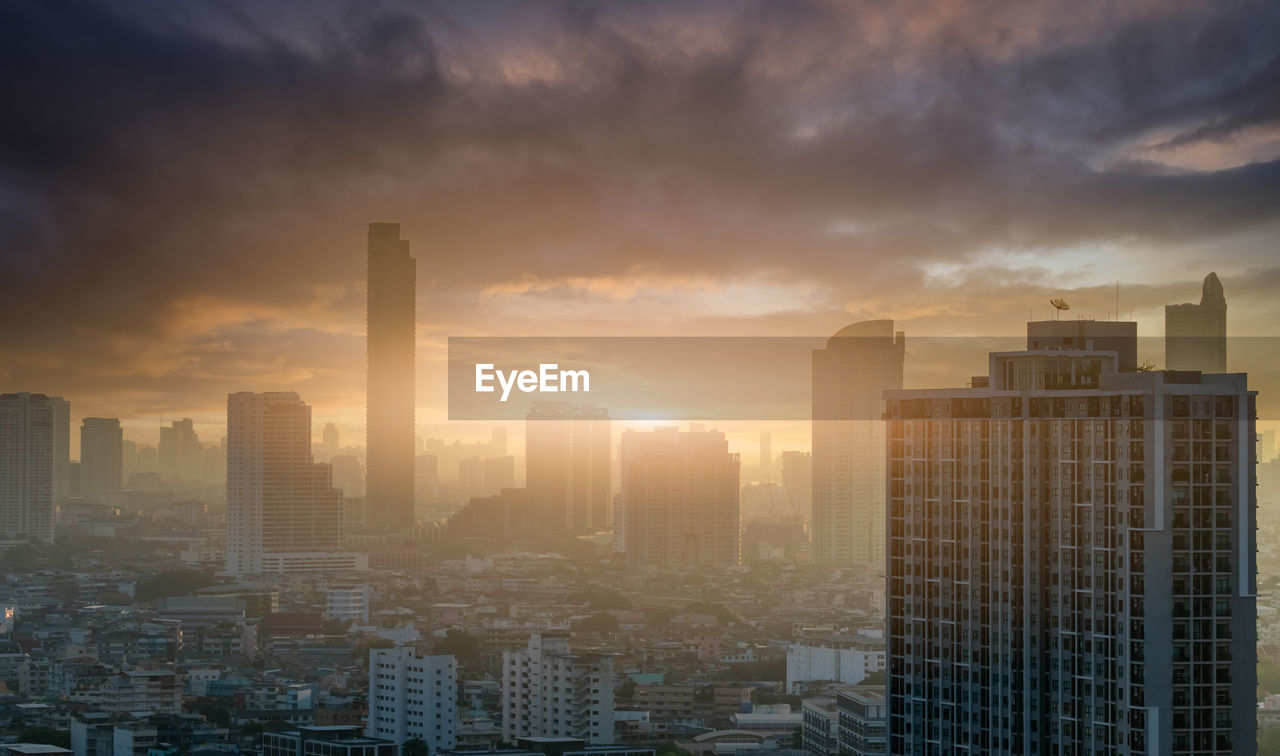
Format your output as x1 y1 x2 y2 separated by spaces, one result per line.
526 402 611 534
1166 272 1227 372
366 222 417 533
811 320 905 567
80 417 123 503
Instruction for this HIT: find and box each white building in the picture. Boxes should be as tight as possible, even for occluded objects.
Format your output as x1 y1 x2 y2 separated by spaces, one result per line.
786 632 885 695
501 633 614 745
367 648 457 750
326 583 371 623
225 392 363 576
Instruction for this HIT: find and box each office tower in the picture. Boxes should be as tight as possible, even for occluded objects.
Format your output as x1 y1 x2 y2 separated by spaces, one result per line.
501 633 614 745
366 222 417 533
781 451 813 524
322 423 339 455
883 329 1256 754
136 445 159 475
79 417 122 503
367 648 457 749
202 442 226 485
618 427 740 569
414 454 438 512
0 393 57 542
526 402 611 533
50 397 69 502
225 392 357 575
159 418 202 481
1166 272 1228 373
811 320 905 568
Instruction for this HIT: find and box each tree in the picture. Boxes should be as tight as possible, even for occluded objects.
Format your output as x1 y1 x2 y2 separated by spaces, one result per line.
402 738 430 756
435 628 482 667
573 612 620 635
136 569 216 601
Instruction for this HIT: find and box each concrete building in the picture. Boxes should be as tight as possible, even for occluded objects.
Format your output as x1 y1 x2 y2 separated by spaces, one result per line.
225 392 357 576
811 320 904 567
884 325 1257 754
325 582 370 623
264 725 396 756
786 631 886 695
158 418 202 482
801 696 840 756
50 397 69 503
1166 272 1227 373
502 634 614 745
0 393 57 542
835 688 886 756
618 427 740 570
526 402 611 534
366 222 417 533
367 648 457 749
79 417 122 503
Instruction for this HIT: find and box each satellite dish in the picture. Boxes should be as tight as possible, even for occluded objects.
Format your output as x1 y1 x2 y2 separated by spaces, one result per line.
1050 298 1070 311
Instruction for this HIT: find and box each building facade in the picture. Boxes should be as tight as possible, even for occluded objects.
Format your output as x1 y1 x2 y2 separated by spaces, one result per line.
786 632 886 695
0 393 56 542
526 402 611 534
618 427 740 570
884 329 1257 754
225 391 353 576
367 648 457 750
366 222 417 533
502 634 614 745
812 320 905 567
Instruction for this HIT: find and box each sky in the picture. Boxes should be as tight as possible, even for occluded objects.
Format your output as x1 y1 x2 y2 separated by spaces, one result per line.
1 0 1279 447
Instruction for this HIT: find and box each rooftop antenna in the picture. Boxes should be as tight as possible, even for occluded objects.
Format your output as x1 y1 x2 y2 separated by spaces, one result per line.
1115 281 1120 322
1049 298 1070 321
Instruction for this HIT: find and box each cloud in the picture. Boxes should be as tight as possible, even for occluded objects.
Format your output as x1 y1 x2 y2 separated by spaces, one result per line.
0 0 1278 435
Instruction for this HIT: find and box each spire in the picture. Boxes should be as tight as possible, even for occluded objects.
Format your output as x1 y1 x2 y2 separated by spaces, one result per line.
1200 271 1226 308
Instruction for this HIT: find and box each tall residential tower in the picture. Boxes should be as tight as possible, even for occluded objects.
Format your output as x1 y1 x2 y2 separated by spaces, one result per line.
1166 272 1227 373
884 323 1256 754
0 393 57 542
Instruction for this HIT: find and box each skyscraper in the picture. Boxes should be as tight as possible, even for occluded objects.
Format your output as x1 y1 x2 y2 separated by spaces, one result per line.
158 418 202 481
0 393 56 542
225 391 358 575
811 320 905 568
526 402 611 534
883 329 1256 754
1166 271 1227 372
366 222 417 533
618 426 740 569
80 417 123 503
50 396 69 503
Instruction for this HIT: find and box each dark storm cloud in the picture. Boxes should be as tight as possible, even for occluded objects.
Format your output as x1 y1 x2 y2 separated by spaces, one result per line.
1 0 1278 425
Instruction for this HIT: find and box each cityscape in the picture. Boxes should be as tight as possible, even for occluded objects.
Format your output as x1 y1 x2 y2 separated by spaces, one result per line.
2 3 1279 756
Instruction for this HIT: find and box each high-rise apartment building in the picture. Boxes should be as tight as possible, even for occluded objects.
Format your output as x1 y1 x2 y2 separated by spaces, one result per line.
366 222 417 533
884 327 1256 754
0 393 57 542
618 427 740 569
367 648 457 750
501 633 614 745
50 397 69 502
159 418 203 481
1166 272 1227 373
812 320 905 567
80 417 123 503
225 392 360 575
526 402 611 533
